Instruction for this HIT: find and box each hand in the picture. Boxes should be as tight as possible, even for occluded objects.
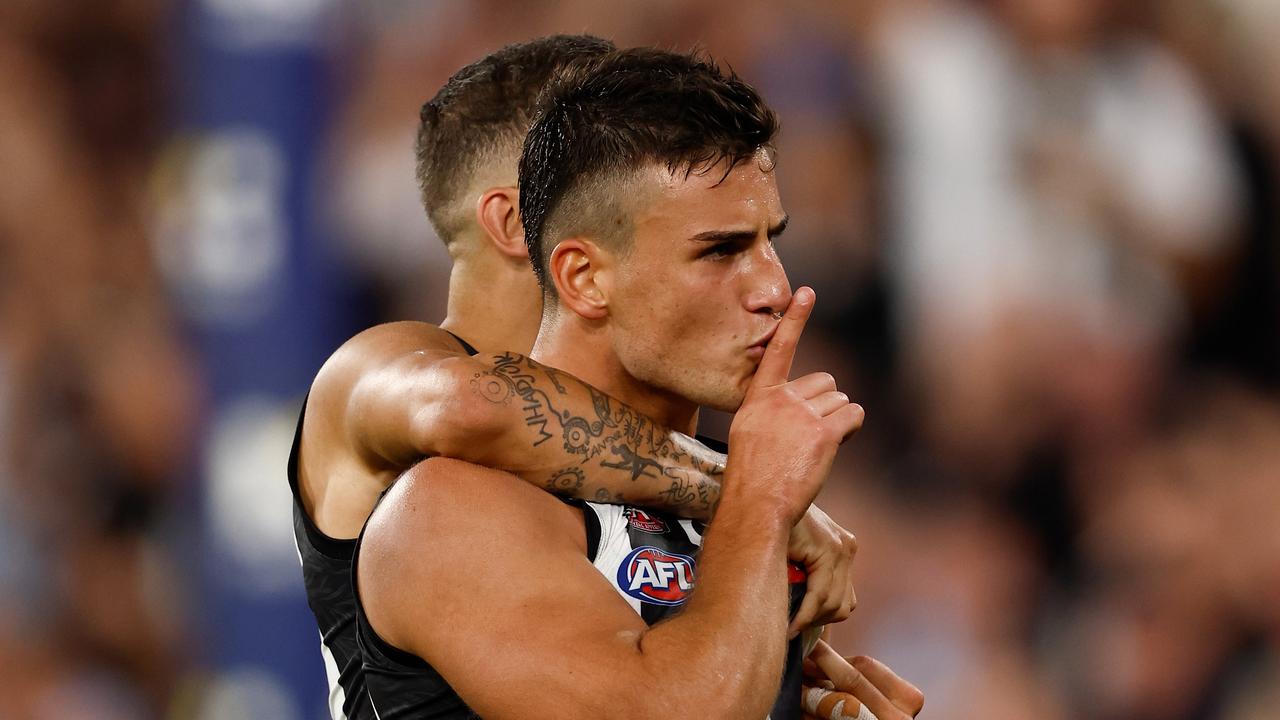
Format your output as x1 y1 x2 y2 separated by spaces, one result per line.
788 505 858 637
801 641 924 720
726 287 865 523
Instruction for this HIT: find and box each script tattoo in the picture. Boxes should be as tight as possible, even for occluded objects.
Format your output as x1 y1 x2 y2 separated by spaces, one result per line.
660 468 718 515
470 352 724 515
470 352 562 447
658 475 699 509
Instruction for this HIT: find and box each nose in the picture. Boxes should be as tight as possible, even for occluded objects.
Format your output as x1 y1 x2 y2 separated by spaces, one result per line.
742 241 791 317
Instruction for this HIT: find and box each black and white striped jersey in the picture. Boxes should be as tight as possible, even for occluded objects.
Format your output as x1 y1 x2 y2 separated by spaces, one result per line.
581 501 806 720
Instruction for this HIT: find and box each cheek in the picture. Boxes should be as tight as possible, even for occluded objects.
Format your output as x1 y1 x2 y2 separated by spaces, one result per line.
667 277 750 354
615 262 745 357
658 299 743 375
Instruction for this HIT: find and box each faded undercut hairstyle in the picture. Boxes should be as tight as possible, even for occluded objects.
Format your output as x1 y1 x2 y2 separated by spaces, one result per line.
415 34 616 247
518 48 779 295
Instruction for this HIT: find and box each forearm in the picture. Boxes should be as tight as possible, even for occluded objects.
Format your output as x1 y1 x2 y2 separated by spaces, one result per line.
430 351 725 518
629 497 792 717
531 494 793 720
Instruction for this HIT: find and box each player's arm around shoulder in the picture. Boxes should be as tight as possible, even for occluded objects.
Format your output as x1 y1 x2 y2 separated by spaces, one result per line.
356 456 788 720
320 321 484 469
333 323 728 520
298 321 467 539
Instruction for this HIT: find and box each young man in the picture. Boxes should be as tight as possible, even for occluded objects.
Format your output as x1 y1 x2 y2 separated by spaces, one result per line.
290 36 859 720
355 49 917 720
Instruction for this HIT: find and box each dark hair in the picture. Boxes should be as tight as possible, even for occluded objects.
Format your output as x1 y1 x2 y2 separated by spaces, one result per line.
519 48 779 293
415 34 616 245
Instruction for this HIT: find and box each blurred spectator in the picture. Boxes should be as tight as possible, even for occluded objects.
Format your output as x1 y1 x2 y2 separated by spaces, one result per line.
0 1 199 717
875 0 1243 483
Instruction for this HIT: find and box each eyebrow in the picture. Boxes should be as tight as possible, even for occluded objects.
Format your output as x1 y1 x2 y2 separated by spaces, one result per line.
689 215 790 245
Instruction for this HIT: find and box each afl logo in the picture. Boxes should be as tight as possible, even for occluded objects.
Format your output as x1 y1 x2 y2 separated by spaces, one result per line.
625 508 668 534
617 546 696 606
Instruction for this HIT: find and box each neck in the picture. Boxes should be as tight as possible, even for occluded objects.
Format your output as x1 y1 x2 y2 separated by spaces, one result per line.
531 313 700 436
440 253 541 355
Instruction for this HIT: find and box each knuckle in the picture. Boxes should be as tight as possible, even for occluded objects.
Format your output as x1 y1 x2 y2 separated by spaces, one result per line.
842 532 859 555
834 668 863 690
805 417 828 438
821 423 842 444
907 688 926 714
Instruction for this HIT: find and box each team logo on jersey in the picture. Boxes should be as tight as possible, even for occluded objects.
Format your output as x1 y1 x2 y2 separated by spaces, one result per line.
625 508 668 534
617 546 696 606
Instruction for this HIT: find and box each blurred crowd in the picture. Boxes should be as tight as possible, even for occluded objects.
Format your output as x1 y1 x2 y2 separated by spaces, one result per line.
1 0 1278 718
0 2 200 719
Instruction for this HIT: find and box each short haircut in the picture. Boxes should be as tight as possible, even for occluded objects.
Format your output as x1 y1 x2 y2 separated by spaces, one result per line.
415 34 616 246
519 48 780 294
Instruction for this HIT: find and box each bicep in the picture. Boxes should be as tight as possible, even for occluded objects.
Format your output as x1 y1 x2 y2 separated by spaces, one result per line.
337 325 478 465
421 542 650 720
361 459 652 720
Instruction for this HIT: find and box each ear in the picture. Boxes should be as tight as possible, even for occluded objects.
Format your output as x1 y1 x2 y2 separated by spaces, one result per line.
547 239 609 320
475 186 527 259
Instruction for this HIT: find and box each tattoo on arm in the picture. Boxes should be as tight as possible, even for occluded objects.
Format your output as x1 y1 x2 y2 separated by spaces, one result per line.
472 352 724 515
545 467 586 494
658 474 699 509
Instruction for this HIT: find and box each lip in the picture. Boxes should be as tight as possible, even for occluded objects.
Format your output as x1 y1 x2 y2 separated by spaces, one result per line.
747 323 780 354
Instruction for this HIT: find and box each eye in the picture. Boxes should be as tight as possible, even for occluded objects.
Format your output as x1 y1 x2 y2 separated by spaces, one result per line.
705 242 735 258
699 240 746 260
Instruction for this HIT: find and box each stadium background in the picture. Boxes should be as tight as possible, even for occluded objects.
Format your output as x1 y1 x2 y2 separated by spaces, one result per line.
1 0 1278 718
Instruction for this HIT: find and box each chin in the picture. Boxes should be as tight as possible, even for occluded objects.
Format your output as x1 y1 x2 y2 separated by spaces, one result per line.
701 384 748 414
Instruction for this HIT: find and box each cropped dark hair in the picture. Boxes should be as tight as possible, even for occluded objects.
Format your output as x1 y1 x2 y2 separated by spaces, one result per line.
415 34 615 245
519 48 779 293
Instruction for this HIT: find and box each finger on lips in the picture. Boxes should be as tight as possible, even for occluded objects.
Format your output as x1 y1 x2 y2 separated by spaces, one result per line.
752 286 814 387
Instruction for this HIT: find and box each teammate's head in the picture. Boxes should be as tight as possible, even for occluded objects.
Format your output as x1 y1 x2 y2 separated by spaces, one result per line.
415 34 615 254
519 48 790 412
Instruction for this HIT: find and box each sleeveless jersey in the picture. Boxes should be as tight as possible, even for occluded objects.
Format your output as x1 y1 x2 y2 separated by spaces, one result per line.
356 494 806 719
289 399 373 720
289 331 479 720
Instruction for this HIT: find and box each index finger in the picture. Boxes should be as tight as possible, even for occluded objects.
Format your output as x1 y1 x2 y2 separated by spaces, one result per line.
752 286 815 387
811 646 900 720
847 656 924 716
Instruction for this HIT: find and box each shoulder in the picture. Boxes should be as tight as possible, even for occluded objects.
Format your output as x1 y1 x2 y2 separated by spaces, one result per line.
305 321 469 438
364 458 585 554
316 321 464 392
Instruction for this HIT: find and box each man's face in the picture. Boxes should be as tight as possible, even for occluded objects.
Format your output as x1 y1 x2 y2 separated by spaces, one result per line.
605 150 791 412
